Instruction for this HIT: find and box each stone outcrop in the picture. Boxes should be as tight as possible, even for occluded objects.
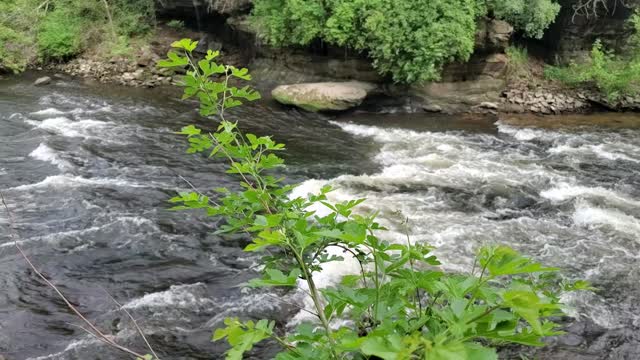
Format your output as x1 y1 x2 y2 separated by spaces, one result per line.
543 0 640 63
272 81 377 112
157 0 252 16
476 19 514 51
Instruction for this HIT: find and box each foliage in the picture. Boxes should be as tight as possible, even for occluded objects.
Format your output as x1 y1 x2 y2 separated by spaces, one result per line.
505 45 533 82
37 8 84 61
167 19 186 30
0 0 40 73
484 0 561 39
161 38 592 360
545 40 640 101
0 25 31 73
0 0 156 69
250 0 561 83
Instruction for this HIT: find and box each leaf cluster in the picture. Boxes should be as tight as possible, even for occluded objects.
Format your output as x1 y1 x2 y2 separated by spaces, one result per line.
545 39 640 101
250 0 561 83
162 39 592 360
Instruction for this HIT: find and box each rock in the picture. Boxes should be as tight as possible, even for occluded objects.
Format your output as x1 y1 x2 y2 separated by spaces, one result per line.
479 101 499 110
499 103 525 113
133 69 145 80
195 35 223 54
158 0 252 16
422 104 443 113
487 19 514 50
272 81 377 112
34 76 52 86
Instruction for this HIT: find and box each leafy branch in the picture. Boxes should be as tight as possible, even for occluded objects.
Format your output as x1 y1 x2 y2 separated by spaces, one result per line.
161 38 594 360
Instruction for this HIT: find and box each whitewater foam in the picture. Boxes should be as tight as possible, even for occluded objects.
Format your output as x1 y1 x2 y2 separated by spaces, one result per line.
541 183 640 209
573 202 640 236
29 143 72 171
10 175 150 191
124 283 215 310
30 108 66 117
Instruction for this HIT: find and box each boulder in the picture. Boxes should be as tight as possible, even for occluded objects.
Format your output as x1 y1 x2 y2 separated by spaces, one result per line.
272 81 377 112
422 104 443 113
487 20 513 50
34 76 52 86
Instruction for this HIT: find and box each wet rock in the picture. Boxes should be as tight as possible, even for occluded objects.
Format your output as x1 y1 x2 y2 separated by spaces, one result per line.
422 104 443 113
195 34 223 54
34 76 52 86
272 81 377 112
480 101 499 110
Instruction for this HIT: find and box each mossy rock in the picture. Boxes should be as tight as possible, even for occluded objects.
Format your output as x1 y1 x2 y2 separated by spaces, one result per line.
272 81 377 112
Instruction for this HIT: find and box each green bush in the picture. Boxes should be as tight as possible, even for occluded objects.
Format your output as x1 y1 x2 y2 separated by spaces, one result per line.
0 0 40 72
485 0 561 39
0 25 30 73
545 40 640 101
159 39 593 360
167 19 186 29
37 9 84 61
111 0 155 37
250 0 561 83
0 0 156 67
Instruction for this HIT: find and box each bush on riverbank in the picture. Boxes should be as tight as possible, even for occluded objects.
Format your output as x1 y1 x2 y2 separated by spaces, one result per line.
251 0 561 83
545 13 640 101
0 0 155 72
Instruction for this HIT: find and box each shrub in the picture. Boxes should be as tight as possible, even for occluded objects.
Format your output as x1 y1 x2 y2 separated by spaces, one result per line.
160 39 592 360
37 9 84 61
167 19 186 29
0 25 30 73
485 0 561 39
111 0 155 37
0 0 40 72
250 0 562 83
545 40 640 101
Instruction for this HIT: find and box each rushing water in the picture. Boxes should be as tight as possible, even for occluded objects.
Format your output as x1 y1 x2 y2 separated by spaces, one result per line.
1 74 640 359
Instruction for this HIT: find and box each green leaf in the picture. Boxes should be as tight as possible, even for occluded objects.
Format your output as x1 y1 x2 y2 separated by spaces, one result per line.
248 268 301 287
480 246 559 277
171 38 198 52
360 334 403 360
177 125 201 136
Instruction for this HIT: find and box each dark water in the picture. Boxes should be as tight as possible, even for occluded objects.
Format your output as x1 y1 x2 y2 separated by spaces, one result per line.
1 74 640 359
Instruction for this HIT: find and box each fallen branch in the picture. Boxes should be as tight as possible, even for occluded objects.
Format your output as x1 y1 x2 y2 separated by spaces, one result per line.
0 192 153 360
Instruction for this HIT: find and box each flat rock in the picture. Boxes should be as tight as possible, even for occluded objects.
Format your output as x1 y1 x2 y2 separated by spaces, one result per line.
34 76 52 86
272 81 376 112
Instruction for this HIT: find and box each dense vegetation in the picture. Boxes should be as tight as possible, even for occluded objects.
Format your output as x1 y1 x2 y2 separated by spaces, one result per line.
0 0 155 73
545 11 640 101
157 39 591 360
251 0 561 82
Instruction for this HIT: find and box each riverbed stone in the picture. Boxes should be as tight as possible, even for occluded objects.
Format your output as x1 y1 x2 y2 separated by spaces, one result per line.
272 81 376 112
34 76 52 86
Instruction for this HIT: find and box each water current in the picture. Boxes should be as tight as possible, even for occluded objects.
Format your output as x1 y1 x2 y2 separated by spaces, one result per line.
1 74 639 359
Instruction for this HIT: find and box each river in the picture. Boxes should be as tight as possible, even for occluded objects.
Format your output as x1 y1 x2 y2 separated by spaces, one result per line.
1 73 639 359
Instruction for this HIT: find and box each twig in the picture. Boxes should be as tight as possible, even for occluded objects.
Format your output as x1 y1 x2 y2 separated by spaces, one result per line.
0 192 148 359
102 288 161 360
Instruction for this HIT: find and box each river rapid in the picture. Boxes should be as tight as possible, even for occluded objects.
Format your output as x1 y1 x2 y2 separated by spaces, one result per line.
1 74 639 359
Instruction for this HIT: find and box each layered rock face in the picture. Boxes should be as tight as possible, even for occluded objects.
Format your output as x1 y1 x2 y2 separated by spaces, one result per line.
410 19 513 113
543 0 640 63
157 0 251 16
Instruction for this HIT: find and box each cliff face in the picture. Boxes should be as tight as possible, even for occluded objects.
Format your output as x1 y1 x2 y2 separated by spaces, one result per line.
157 0 251 17
543 0 640 63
